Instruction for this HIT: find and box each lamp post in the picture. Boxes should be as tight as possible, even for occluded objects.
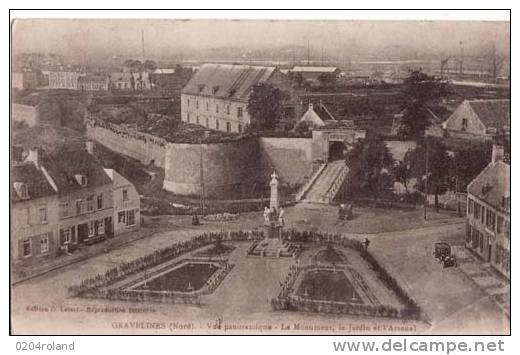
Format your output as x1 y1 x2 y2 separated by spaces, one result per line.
199 130 210 216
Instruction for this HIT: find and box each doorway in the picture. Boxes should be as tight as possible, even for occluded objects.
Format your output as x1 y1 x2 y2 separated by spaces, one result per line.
328 141 346 161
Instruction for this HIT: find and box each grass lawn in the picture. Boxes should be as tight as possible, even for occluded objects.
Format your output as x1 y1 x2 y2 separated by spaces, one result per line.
135 262 218 292
295 269 363 304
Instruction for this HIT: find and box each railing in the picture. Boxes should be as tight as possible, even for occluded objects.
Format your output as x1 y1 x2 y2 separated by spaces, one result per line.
327 163 349 203
295 163 327 202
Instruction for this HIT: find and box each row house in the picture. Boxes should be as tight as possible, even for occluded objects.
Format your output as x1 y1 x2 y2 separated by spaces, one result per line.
181 63 302 133
466 144 510 279
104 168 141 235
11 142 139 266
11 155 59 264
109 72 152 91
78 74 110 91
48 71 86 90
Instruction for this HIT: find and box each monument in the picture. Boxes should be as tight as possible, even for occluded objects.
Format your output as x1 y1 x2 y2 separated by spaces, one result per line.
254 171 293 257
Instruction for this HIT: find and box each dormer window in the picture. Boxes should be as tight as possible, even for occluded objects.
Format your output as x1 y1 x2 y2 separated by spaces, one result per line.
75 174 88 187
14 182 29 200
212 86 219 94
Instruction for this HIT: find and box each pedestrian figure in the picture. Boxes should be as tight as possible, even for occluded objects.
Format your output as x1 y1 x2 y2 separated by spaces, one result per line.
363 237 370 250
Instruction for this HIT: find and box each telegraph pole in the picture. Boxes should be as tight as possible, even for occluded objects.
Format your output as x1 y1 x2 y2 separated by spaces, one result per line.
199 136 205 216
424 140 429 220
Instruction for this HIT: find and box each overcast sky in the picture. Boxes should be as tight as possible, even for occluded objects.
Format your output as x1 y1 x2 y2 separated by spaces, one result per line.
12 19 510 62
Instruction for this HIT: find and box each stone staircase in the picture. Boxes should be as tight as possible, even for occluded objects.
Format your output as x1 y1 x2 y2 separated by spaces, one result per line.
302 160 349 204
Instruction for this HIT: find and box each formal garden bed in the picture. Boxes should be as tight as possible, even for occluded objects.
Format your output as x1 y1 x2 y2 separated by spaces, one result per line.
67 228 421 320
68 230 263 304
270 230 422 320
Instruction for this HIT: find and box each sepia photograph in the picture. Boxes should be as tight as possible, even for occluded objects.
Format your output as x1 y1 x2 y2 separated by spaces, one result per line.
9 12 510 336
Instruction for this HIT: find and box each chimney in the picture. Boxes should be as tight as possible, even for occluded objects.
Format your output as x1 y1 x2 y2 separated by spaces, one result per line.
86 141 95 155
492 144 504 165
25 147 41 169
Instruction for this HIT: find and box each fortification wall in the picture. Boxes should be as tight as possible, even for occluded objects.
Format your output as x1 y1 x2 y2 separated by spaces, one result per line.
86 119 314 199
258 137 313 185
86 119 167 167
163 138 261 199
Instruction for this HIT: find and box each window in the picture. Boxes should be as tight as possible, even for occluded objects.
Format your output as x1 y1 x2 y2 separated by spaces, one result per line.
39 205 47 224
226 122 231 132
122 189 129 201
226 105 230 115
187 112 190 122
505 220 510 240
22 239 31 257
468 199 473 215
216 104 219 113
206 102 209 111
97 194 103 209
187 98 190 107
87 195 94 211
238 124 243 133
127 210 136 226
76 199 83 215
474 203 480 220
88 221 95 237
118 211 126 223
461 118 468 131
60 228 71 245
59 202 69 218
486 210 496 230
25 207 30 226
98 219 105 235
481 207 485 224
40 235 49 253
216 120 220 130
206 117 209 127
196 116 200 124
479 233 484 252
497 216 504 234
196 101 199 109
237 107 243 118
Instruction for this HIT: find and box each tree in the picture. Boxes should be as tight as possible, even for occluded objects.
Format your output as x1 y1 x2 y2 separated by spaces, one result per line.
317 73 337 87
394 160 411 195
452 141 493 190
346 135 395 204
247 83 286 131
143 60 157 71
399 69 451 139
404 137 452 211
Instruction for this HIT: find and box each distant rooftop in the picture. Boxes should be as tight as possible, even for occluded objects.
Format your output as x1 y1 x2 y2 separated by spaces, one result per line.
291 66 340 73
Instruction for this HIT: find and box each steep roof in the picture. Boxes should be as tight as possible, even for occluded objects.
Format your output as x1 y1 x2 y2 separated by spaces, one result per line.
181 63 277 101
468 160 510 213
42 147 112 194
11 163 56 202
467 99 510 129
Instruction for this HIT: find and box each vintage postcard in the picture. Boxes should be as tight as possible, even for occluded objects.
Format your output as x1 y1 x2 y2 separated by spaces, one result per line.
10 15 510 335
